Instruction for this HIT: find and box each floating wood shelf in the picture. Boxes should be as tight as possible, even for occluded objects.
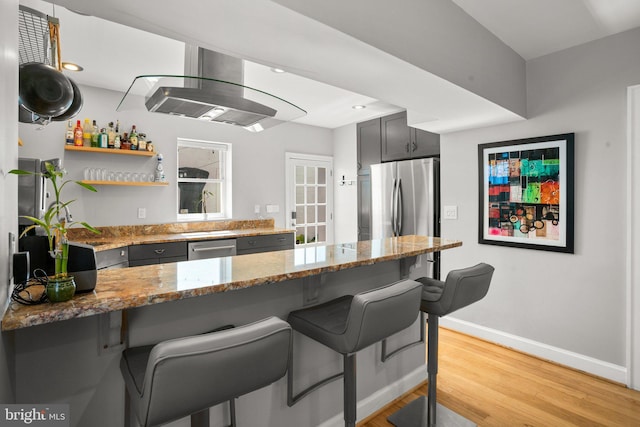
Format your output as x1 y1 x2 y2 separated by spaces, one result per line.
64 145 155 157
80 180 168 187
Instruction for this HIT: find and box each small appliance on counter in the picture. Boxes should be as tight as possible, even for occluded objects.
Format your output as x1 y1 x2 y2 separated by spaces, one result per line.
67 242 97 293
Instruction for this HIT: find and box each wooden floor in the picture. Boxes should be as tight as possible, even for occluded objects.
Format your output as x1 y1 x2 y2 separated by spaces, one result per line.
360 327 640 426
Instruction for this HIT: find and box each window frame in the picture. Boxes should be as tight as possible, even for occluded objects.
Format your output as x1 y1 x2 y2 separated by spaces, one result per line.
177 138 232 221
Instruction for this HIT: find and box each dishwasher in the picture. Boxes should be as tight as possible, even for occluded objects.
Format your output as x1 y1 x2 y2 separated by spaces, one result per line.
188 239 237 260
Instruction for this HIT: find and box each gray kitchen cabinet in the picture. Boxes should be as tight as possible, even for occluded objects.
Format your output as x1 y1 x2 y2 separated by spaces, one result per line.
128 242 188 267
357 175 371 241
357 117 381 175
381 111 440 162
236 233 294 255
96 247 129 269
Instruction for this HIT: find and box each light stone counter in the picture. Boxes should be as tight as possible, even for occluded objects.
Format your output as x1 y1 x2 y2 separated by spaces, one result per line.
2 235 461 331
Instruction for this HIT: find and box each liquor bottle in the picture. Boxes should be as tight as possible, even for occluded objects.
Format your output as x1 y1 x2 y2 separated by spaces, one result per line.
138 133 147 151
121 132 130 150
65 120 74 145
155 153 165 182
73 120 83 146
98 128 109 148
129 125 138 150
107 122 116 148
83 118 92 146
114 134 121 149
91 120 99 148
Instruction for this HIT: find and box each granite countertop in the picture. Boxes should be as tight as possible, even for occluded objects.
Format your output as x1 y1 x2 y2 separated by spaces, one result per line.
66 219 294 251
1 235 462 331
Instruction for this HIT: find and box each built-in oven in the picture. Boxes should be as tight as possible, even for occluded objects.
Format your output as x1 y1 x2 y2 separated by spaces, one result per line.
188 239 237 260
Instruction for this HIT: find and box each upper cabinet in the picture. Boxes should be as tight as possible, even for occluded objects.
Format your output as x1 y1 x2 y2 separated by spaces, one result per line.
357 118 382 175
380 111 440 162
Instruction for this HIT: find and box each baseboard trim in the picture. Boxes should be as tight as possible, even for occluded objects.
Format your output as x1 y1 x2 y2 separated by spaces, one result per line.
441 317 627 384
317 365 428 427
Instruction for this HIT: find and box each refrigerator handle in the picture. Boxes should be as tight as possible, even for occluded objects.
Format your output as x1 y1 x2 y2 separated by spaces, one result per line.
390 178 397 236
397 178 403 235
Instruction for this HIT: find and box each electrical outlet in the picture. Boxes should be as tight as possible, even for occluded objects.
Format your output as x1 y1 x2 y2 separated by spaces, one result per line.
443 205 458 220
137 208 146 219
254 204 261 214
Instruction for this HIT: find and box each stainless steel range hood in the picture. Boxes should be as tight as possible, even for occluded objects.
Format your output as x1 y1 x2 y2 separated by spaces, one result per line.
117 47 305 132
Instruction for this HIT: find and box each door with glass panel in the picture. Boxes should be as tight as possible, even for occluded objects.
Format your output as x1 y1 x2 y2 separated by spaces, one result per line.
285 153 333 247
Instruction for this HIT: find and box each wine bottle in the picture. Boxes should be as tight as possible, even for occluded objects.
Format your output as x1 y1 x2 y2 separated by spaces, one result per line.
73 120 83 146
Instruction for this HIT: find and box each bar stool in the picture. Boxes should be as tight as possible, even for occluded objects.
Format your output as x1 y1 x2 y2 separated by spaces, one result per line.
287 279 423 427
388 263 494 427
120 316 291 427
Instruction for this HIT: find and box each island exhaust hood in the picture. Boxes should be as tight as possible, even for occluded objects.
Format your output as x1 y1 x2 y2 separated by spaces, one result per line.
117 46 306 132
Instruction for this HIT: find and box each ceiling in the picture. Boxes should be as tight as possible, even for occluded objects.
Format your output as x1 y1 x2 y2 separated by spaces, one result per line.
19 0 640 130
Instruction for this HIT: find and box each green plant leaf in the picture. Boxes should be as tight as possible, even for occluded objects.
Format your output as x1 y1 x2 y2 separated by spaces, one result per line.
79 222 101 234
75 181 97 192
8 169 33 175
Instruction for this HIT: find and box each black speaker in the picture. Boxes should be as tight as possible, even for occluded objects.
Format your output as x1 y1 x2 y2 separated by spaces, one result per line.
68 242 97 293
12 252 30 284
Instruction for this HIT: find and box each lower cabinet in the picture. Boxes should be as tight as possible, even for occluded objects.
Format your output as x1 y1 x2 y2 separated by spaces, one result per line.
128 242 188 267
96 247 129 270
236 233 294 255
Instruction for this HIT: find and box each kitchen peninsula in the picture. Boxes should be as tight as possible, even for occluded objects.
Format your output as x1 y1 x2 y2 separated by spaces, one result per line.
2 235 461 427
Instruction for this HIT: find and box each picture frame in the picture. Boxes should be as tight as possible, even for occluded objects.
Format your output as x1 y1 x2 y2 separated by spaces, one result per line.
478 133 575 253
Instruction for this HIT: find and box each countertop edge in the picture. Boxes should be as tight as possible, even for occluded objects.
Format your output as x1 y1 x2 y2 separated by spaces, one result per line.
2 238 462 331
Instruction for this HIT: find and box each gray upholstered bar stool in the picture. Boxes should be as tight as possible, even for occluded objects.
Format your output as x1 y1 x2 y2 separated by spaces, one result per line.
388 263 494 427
287 279 423 427
120 316 291 427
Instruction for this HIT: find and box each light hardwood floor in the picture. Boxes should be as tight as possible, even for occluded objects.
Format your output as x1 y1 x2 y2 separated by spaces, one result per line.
361 327 640 426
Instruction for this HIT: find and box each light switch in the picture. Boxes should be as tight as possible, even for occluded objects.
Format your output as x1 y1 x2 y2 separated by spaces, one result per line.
266 204 280 213
443 205 458 220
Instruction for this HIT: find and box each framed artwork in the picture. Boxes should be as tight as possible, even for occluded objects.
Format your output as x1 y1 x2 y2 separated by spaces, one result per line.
478 133 575 253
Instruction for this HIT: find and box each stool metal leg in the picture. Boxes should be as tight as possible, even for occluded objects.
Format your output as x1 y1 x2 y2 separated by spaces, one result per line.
343 354 357 427
387 314 476 427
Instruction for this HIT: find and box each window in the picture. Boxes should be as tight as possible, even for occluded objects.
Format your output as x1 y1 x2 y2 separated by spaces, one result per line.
177 138 232 220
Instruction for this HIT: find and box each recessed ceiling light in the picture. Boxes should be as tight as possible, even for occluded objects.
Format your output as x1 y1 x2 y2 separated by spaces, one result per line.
271 68 285 73
61 62 83 72
352 105 366 110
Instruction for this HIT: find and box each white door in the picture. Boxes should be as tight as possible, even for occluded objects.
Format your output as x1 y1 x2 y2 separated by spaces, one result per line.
285 153 333 247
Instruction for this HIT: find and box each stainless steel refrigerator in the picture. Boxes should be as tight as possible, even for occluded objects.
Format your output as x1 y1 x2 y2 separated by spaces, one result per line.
370 157 440 279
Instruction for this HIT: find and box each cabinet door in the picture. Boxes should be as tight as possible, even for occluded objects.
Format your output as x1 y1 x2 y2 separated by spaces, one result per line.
357 118 381 175
411 128 440 158
236 233 294 255
357 174 371 241
381 111 411 162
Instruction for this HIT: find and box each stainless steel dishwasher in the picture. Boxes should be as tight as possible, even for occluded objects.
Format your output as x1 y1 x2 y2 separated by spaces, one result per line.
188 239 237 260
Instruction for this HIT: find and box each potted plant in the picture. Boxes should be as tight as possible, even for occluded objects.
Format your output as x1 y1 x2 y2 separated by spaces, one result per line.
10 161 100 302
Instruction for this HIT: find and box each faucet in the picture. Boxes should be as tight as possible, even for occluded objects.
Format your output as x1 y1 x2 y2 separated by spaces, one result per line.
48 201 73 224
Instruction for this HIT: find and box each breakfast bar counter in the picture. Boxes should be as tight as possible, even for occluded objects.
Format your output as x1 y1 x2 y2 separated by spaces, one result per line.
2 235 461 331
3 235 461 427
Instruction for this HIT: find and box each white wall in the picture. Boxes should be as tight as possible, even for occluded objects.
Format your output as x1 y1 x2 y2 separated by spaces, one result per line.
439 27 640 380
332 124 358 243
273 0 526 118
0 0 19 404
18 85 333 228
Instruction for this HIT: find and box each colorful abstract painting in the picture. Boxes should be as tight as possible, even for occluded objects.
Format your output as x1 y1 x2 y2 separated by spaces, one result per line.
478 133 574 253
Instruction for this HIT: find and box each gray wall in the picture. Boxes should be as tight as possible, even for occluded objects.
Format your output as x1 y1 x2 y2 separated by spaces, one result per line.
274 0 526 118
332 124 358 243
439 27 640 370
0 0 18 404
18 85 333 228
